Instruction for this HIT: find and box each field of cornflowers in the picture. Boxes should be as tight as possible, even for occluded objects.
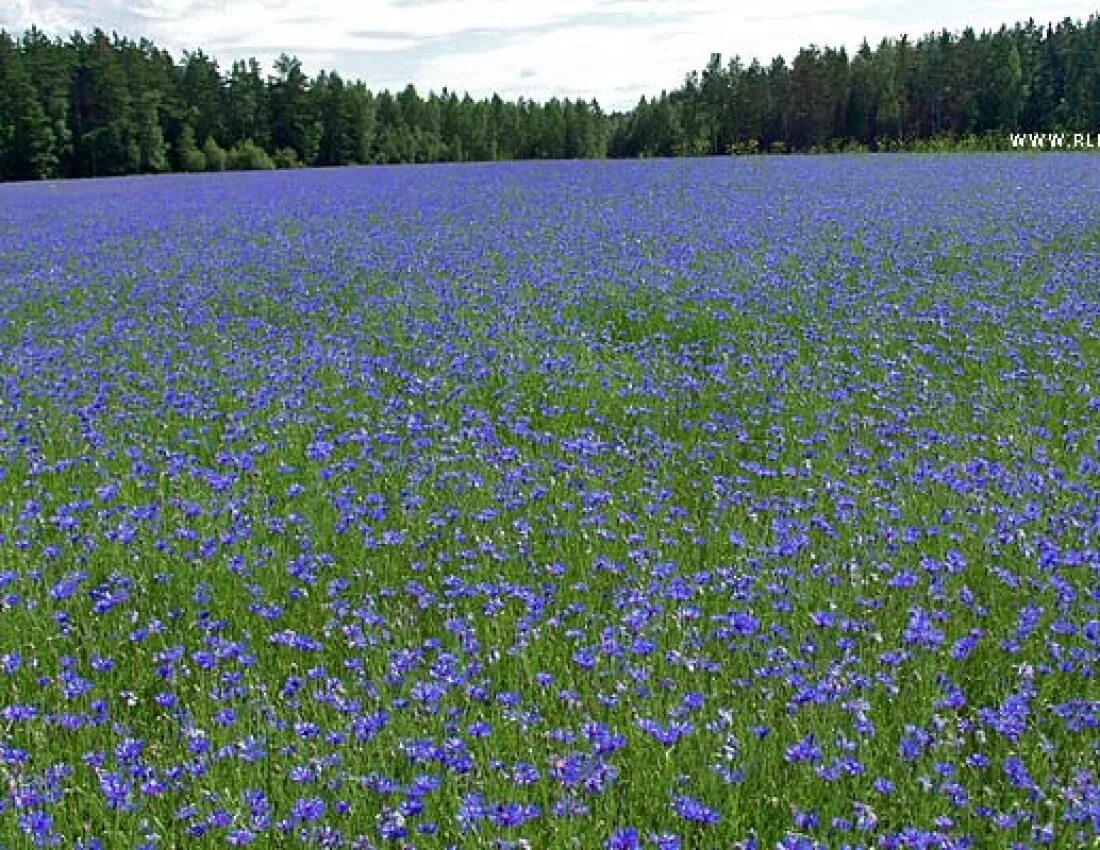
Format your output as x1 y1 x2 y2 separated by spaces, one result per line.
0 154 1097 850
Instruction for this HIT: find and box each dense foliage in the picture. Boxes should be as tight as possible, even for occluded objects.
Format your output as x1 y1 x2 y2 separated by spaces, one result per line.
612 17 1100 156
1 15 1099 179
0 155 1098 847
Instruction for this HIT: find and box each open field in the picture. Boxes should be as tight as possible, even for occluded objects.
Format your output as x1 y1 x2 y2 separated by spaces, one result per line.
0 156 1097 849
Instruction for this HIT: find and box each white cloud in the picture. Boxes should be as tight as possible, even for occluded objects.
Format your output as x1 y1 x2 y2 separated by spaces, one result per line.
3 0 1098 109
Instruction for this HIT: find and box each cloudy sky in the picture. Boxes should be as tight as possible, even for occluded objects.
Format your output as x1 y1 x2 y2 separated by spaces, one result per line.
2 0 1096 110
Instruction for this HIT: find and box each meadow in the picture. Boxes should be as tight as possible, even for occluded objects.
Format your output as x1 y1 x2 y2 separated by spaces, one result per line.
0 155 1097 849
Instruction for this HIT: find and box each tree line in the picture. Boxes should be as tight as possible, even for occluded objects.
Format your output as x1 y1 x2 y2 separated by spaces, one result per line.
1 15 1098 180
612 17 1100 156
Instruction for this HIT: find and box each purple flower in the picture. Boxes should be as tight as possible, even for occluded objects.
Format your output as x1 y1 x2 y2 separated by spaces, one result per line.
903 606 944 649
672 796 719 825
607 827 641 849
99 773 134 812
785 734 823 764
292 797 325 822
19 809 57 847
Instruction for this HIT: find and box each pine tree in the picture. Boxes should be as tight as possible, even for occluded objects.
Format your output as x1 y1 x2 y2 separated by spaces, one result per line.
0 30 59 179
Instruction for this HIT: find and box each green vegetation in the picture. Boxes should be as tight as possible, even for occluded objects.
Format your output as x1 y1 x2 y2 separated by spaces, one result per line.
2 14 1099 180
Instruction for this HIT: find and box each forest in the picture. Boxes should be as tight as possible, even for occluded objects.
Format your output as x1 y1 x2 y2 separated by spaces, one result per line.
1 14 1098 180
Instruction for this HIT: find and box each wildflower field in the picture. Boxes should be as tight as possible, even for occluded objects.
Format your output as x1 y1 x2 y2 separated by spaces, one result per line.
0 155 1097 849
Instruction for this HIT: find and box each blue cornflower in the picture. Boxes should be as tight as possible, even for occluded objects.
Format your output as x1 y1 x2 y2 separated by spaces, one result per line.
2 704 38 723
872 777 895 795
99 772 134 811
456 792 486 831
292 797 325 822
793 809 819 829
114 737 144 762
606 827 641 849
672 796 719 825
242 788 270 818
512 762 540 785
903 606 944 649
288 764 317 783
377 810 408 840
206 809 233 828
785 734 822 764
491 801 541 827
19 809 58 847
777 835 827 850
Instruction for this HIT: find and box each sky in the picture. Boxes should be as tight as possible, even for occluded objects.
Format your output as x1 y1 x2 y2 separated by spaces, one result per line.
2 0 1097 110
